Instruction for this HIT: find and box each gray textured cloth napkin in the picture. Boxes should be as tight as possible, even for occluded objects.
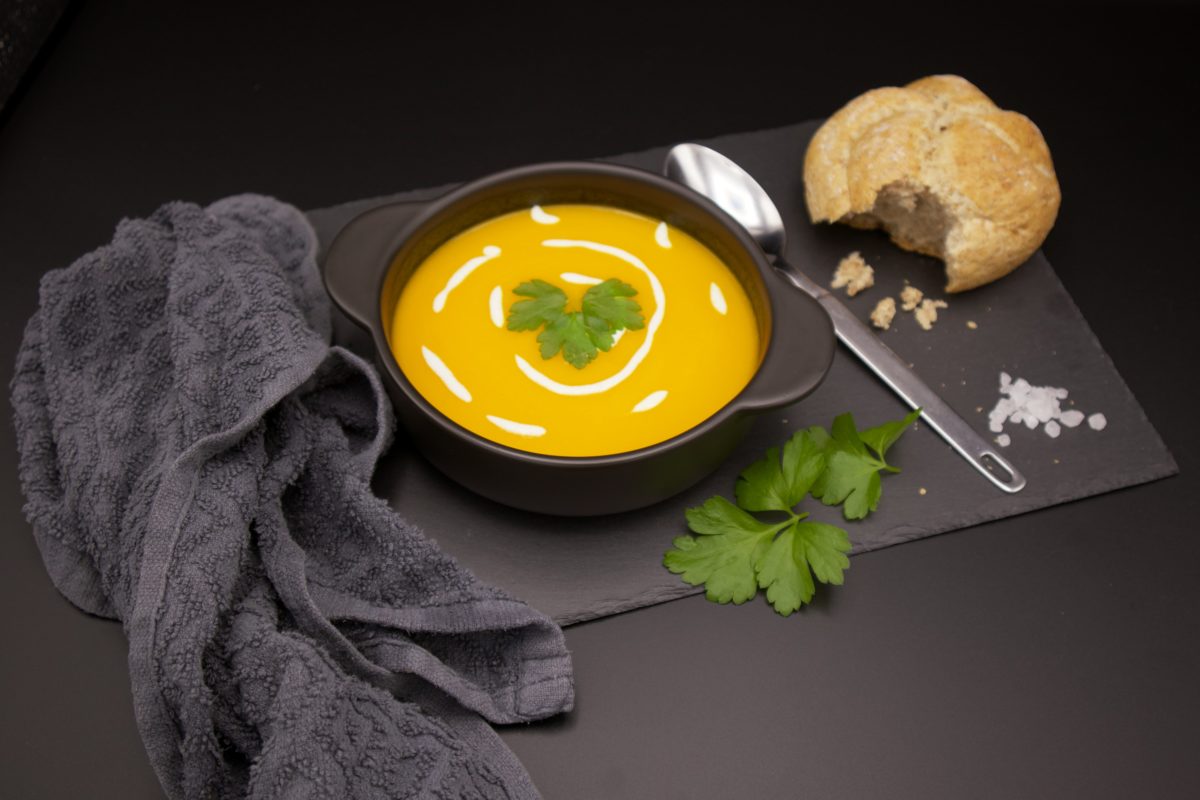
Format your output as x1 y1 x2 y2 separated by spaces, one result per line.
11 194 573 799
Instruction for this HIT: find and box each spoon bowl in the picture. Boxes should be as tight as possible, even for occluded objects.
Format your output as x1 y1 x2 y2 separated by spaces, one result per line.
664 144 788 259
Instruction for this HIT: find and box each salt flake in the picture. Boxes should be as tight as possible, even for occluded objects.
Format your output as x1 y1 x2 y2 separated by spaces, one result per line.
984 373 1106 446
1060 409 1085 428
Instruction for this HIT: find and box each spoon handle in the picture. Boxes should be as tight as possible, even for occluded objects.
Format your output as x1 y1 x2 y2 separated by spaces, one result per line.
780 264 1026 493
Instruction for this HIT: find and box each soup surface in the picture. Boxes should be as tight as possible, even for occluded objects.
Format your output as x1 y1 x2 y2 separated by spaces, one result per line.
390 204 760 456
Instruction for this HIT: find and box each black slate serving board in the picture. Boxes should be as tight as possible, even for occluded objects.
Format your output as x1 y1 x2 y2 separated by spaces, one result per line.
307 121 1178 625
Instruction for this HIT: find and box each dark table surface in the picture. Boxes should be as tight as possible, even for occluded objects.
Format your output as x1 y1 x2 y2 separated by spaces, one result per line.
2 3 1197 798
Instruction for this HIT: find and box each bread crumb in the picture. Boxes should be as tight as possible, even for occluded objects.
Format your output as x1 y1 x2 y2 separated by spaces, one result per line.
870 297 896 329
914 298 948 330
918 487 927 496
831 251 875 296
900 285 924 311
996 433 1011 447
966 320 978 329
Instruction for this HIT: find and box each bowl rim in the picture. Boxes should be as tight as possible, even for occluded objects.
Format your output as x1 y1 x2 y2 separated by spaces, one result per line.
357 160 819 467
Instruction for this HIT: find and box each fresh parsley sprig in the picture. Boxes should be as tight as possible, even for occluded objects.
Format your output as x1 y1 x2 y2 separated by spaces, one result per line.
664 409 921 615
506 278 645 369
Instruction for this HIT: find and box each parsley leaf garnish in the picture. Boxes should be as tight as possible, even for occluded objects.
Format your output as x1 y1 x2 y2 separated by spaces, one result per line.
506 278 645 369
756 520 851 613
735 427 827 512
505 278 565 330
812 409 921 519
664 409 920 615
669 497 789 605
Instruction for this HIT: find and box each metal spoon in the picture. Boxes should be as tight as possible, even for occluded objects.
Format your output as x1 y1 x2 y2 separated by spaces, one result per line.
665 143 1025 493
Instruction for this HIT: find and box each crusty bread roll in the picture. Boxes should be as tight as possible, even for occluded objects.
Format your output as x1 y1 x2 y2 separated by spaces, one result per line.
804 75 1060 292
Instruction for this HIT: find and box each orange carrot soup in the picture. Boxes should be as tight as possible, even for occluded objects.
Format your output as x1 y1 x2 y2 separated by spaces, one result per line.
389 204 760 456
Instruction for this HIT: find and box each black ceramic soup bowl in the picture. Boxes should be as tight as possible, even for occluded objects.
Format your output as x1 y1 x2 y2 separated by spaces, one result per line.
321 161 834 515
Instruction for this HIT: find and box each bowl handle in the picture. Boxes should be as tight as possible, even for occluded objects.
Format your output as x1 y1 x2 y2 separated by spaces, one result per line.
321 201 428 330
736 260 836 413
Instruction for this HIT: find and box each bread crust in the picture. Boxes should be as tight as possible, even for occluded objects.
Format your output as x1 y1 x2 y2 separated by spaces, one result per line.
804 75 1060 292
